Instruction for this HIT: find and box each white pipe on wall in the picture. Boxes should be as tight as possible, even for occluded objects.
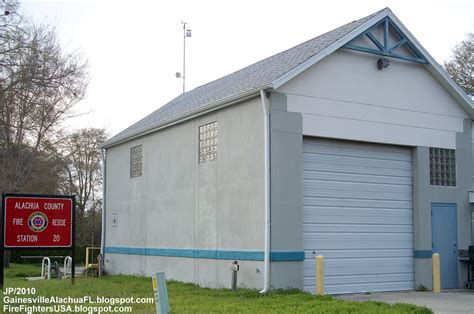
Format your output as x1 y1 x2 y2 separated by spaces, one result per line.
259 90 271 294
100 149 107 258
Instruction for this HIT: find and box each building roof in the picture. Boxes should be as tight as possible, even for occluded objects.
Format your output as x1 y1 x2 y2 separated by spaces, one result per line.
103 8 473 148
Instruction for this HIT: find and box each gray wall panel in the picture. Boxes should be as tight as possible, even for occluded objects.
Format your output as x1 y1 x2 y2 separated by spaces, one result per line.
413 123 472 289
104 97 266 289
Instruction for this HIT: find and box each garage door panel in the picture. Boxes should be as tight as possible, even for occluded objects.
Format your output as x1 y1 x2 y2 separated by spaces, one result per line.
303 140 412 161
303 155 411 174
304 189 411 201
303 188 408 201
304 281 415 294
303 223 413 233
303 142 412 161
303 138 414 294
303 197 412 210
304 180 412 196
304 249 413 259
303 207 412 224
303 257 414 276
304 272 414 287
303 233 413 250
303 161 412 177
303 170 412 186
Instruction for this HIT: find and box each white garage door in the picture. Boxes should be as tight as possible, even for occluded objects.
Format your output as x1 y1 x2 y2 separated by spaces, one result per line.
303 138 414 294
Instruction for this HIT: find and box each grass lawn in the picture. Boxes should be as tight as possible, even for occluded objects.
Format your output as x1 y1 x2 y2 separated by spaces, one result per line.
2 263 431 313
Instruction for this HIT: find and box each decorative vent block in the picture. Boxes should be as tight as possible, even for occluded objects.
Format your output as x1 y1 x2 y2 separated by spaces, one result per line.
130 145 143 178
199 122 218 163
429 147 456 186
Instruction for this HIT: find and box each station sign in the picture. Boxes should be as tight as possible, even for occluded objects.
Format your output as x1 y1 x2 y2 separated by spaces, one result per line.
3 194 73 248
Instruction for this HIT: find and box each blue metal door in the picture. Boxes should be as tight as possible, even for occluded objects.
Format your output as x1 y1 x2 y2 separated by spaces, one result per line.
431 203 458 289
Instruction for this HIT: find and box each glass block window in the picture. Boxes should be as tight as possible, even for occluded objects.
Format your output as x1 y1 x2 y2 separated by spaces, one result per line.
199 121 218 163
130 145 143 178
429 148 456 186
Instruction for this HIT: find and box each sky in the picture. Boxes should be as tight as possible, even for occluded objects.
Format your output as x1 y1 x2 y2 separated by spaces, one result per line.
18 0 474 138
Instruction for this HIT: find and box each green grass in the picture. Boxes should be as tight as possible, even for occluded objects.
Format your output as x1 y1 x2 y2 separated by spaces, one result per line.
2 263 432 313
4 263 42 279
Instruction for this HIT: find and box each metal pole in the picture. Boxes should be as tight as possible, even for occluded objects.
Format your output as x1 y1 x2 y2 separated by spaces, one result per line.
0 245 3 289
231 261 238 290
152 272 170 314
182 21 186 93
316 255 325 295
71 197 76 285
100 149 107 269
432 253 441 293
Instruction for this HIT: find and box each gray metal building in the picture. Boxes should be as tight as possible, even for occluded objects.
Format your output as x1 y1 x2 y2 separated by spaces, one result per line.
101 8 474 294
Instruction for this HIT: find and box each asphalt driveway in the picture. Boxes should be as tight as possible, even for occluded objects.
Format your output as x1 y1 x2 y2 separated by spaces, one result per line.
336 290 474 314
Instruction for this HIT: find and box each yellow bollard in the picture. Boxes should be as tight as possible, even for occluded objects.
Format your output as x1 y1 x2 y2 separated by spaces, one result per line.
316 255 325 295
432 253 441 293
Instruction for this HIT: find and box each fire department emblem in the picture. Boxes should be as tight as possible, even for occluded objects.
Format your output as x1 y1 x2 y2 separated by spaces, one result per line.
28 212 48 232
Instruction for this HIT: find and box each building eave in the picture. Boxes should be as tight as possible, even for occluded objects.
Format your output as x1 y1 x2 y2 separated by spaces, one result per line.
101 85 272 149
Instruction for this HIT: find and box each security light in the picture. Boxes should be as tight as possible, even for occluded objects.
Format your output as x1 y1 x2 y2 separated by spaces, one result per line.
377 57 390 70
175 72 182 78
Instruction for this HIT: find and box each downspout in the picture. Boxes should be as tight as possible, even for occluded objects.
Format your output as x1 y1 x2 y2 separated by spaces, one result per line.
100 149 107 259
259 90 271 294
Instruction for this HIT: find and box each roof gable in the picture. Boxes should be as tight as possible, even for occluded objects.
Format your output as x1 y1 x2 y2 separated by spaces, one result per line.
103 8 473 148
343 17 428 64
272 8 473 114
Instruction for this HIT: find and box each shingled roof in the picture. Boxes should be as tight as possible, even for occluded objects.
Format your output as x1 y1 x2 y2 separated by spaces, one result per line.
103 7 473 148
103 9 386 148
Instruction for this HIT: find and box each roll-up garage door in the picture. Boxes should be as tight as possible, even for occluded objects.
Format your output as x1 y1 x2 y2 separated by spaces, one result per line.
303 138 414 294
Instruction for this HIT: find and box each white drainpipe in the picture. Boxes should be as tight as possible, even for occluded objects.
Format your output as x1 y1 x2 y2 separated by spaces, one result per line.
259 90 271 294
101 149 107 257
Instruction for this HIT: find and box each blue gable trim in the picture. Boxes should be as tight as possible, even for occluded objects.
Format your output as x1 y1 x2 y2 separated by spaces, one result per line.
104 246 304 262
343 17 428 64
414 250 432 258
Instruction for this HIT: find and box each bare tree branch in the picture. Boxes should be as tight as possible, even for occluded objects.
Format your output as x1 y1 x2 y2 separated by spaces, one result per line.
444 33 474 97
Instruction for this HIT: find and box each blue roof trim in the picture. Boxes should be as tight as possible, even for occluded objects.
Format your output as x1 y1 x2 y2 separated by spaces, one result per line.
343 17 428 64
105 246 304 261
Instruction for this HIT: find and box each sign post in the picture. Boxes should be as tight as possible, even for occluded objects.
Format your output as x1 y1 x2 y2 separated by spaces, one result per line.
1 193 75 287
152 272 170 314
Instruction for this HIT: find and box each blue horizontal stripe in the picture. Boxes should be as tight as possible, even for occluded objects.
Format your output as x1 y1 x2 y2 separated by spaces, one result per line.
217 250 264 261
271 251 305 261
105 246 304 261
146 248 194 258
414 250 432 258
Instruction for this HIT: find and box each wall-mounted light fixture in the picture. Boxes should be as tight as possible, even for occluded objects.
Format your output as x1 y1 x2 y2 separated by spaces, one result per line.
377 57 390 70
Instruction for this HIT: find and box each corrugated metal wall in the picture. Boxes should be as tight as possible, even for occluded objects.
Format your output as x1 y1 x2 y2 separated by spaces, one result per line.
303 138 414 294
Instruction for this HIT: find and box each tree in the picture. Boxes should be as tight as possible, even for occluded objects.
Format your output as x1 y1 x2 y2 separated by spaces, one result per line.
0 0 21 32
444 33 474 97
0 0 88 194
59 128 106 245
1 0 88 266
